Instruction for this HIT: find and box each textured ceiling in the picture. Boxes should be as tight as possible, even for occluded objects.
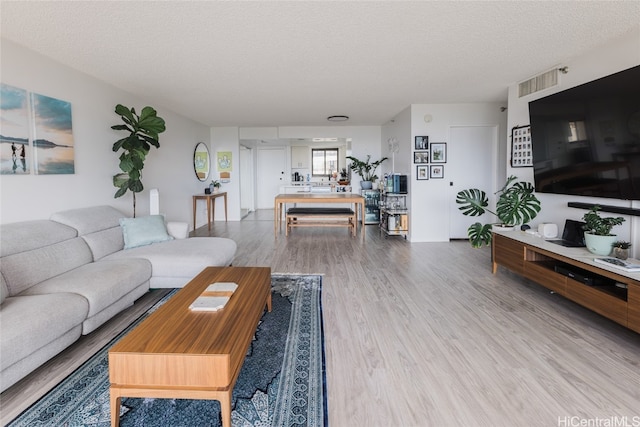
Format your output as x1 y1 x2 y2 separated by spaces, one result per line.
1 1 639 127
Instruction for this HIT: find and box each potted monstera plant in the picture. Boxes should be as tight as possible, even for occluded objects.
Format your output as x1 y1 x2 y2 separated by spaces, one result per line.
111 104 166 217
346 155 388 189
456 175 541 248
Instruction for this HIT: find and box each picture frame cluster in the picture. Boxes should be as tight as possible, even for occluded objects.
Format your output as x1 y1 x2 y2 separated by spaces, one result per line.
414 136 446 180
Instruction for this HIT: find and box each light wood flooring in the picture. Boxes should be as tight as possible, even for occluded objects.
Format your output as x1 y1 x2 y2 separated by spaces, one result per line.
2 209 639 426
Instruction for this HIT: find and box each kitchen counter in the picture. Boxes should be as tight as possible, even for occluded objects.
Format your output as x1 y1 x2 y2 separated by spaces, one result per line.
281 182 352 194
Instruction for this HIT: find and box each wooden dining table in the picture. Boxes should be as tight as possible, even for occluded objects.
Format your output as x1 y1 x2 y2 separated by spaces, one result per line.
274 192 366 237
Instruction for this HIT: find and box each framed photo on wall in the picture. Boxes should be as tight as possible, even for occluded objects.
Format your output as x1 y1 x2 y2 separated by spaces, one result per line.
417 165 429 180
430 165 444 179
415 136 429 150
430 142 447 163
414 151 429 163
510 125 532 167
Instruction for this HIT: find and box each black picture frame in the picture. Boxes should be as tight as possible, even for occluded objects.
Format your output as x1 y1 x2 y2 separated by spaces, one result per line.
510 125 532 167
414 151 429 164
430 142 447 163
417 165 429 180
430 165 444 179
415 136 429 150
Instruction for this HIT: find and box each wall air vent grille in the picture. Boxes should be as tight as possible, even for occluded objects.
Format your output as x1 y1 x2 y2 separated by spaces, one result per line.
518 68 558 97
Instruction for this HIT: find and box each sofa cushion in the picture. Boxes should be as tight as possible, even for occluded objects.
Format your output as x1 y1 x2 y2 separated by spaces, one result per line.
50 205 122 236
0 275 7 305
19 258 152 317
51 205 126 260
0 292 88 371
104 237 236 283
1 237 93 296
0 220 77 258
119 215 173 249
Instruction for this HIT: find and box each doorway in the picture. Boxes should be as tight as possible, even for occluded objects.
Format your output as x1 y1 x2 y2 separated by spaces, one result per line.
256 146 287 209
448 125 498 239
239 145 254 218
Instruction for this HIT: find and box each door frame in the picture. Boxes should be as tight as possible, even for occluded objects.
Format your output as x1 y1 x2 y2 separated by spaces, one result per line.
448 125 500 240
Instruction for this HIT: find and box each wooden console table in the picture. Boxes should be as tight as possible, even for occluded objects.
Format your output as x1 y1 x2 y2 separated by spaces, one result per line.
492 230 640 333
193 192 227 231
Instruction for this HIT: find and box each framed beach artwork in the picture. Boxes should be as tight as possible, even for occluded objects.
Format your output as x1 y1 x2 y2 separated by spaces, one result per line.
31 92 75 174
1 84 31 175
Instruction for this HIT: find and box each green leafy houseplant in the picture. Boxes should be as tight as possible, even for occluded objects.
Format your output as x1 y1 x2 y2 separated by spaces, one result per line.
613 241 632 249
345 155 388 182
581 206 625 256
456 175 541 248
582 205 625 236
111 104 166 217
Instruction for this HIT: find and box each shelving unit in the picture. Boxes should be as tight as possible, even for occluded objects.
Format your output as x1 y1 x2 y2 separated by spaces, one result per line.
361 189 380 224
379 192 408 238
492 231 640 333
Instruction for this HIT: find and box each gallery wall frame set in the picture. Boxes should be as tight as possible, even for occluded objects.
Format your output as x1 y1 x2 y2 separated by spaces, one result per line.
414 136 447 180
0 83 75 175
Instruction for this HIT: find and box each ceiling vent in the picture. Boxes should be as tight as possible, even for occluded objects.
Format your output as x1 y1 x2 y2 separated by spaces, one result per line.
518 68 559 98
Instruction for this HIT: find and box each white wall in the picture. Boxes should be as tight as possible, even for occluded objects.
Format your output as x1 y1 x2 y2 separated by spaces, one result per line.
238 126 383 189
1 39 211 226
506 28 640 254
383 103 507 242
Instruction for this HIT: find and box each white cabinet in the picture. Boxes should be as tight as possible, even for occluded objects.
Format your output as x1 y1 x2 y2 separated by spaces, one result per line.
291 146 309 169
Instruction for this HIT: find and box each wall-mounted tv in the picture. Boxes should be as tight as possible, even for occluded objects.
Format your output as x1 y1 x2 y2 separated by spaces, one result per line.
529 65 640 200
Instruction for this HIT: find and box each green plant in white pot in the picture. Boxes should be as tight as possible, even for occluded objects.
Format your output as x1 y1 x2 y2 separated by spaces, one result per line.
346 155 388 189
456 175 541 248
582 206 625 256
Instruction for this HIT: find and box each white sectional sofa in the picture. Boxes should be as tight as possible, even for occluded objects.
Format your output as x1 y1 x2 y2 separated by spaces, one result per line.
0 205 237 392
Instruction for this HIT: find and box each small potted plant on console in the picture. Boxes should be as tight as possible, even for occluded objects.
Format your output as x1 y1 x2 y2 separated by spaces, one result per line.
582 205 625 256
612 241 632 260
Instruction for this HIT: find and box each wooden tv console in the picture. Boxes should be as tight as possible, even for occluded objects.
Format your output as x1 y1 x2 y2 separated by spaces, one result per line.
491 230 640 333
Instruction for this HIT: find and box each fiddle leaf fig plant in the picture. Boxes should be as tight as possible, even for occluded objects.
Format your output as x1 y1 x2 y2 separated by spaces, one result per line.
111 104 166 217
456 175 541 248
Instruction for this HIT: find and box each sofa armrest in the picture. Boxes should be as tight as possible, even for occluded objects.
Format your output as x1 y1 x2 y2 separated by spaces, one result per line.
166 222 189 239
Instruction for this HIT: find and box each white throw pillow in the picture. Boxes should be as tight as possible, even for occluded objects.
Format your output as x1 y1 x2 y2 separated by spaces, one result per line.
119 215 173 249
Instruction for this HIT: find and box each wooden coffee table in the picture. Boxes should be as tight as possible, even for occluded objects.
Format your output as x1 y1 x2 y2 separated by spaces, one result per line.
109 266 272 427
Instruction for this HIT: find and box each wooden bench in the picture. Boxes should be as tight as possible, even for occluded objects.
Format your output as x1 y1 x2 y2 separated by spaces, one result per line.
286 207 356 236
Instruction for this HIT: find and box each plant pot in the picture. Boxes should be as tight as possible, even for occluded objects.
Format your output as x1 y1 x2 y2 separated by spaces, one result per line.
584 232 616 256
613 247 629 260
491 224 515 232
360 181 373 190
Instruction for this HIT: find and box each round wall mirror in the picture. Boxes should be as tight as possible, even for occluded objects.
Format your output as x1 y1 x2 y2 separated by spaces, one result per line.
193 142 210 181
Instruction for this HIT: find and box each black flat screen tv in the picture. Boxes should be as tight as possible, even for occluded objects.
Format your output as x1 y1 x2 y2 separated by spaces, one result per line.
529 65 640 200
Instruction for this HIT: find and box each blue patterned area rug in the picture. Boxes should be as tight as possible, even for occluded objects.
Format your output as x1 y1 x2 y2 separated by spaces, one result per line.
8 274 326 427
